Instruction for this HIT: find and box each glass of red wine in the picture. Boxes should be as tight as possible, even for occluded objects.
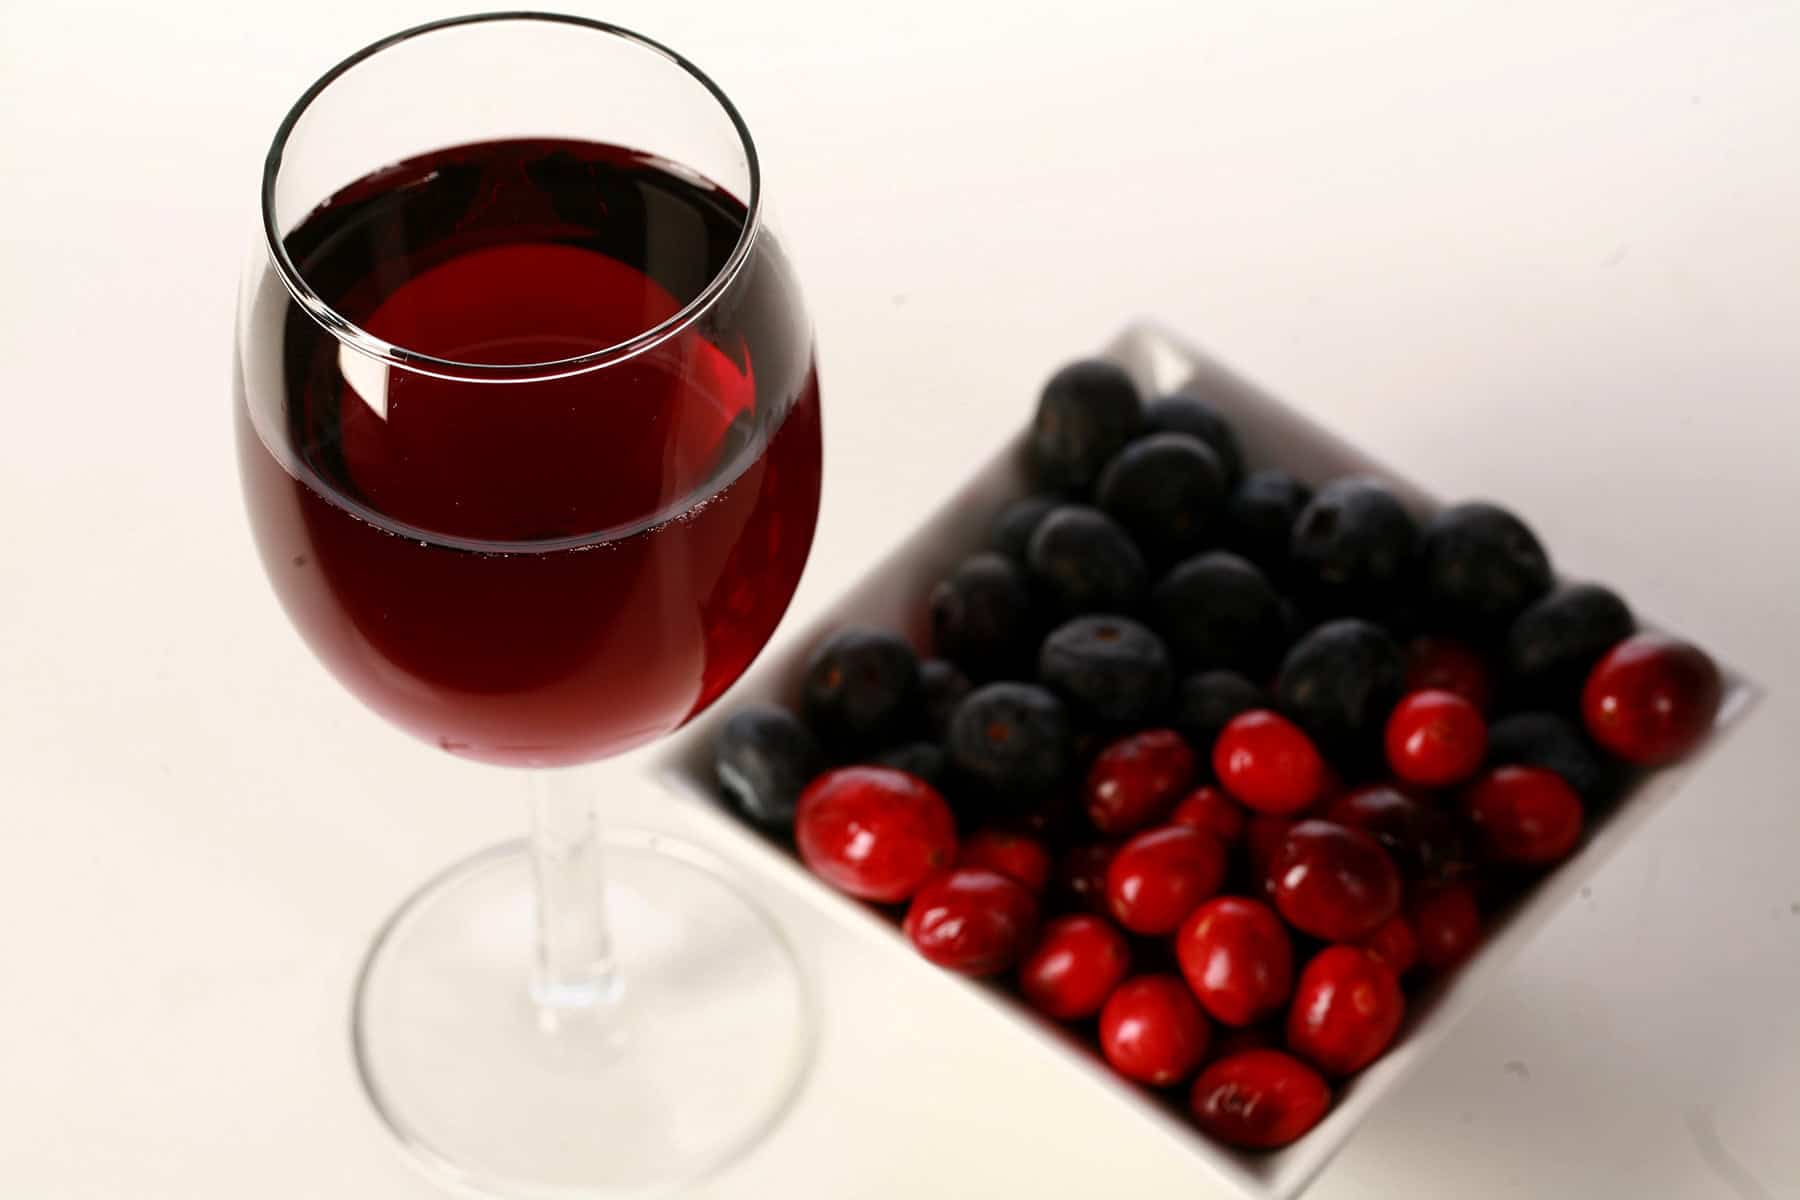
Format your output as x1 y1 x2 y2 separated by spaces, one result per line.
235 14 821 1195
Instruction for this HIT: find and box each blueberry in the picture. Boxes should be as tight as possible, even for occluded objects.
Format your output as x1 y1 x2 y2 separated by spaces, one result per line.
1226 469 1312 579
714 706 822 831
1030 359 1142 493
801 626 922 751
1419 501 1553 641
948 681 1073 804
988 495 1060 563
1141 391 1245 488
1289 476 1420 620
1275 618 1405 766
871 741 952 793
1038 614 1174 726
1026 505 1148 617
1095 433 1228 566
920 658 972 740
930 552 1038 678
1487 711 1621 803
1150 551 1289 676
1505 583 1635 707
1171 670 1268 758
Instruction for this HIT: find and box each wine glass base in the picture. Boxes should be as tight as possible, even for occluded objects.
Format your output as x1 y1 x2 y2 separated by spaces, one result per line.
352 831 815 1199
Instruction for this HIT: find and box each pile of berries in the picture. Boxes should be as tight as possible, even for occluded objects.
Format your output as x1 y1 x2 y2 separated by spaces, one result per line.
714 358 1723 1153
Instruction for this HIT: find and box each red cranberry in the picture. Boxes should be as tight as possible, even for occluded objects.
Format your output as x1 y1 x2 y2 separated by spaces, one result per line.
1169 785 1247 844
956 829 1052 893
1410 882 1482 970
1085 729 1197 834
1244 815 1295 899
1177 896 1294 1027
1385 689 1487 787
1582 633 1723 765
1325 784 1462 882
903 868 1038 976
1213 710 1326 815
1272 820 1402 942
1101 974 1212 1086
1465 766 1583 865
1405 635 1494 712
1190 1050 1331 1149
1286 946 1405 1076
1359 913 1419 975
1054 842 1119 914
1018 914 1132 1020
796 767 957 902
1107 825 1227 935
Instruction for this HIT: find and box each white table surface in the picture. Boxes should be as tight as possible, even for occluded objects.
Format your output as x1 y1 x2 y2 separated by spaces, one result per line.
4 1 1798 1196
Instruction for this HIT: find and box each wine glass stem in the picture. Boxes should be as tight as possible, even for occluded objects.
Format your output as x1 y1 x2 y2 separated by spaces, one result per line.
527 768 622 1025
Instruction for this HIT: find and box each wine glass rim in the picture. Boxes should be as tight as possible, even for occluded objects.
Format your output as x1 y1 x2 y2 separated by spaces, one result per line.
259 10 764 383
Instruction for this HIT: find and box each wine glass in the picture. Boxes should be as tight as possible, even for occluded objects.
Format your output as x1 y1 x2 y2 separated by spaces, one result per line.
234 14 821 1196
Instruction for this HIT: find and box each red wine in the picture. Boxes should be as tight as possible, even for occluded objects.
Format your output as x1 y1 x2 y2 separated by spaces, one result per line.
237 139 821 766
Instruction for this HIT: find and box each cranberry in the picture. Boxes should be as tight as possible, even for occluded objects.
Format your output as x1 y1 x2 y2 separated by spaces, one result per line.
1106 825 1227 935
1213 710 1326 815
1018 914 1132 1020
1100 974 1212 1086
1244 815 1295 899
1582 633 1722 765
1177 896 1294 1027
1169 785 1247 844
1410 881 1482 970
1405 635 1494 712
1465 766 1583 866
903 868 1039 976
956 829 1052 893
1054 841 1119 914
1359 913 1419 975
1272 820 1402 942
1385 689 1487 788
1286 946 1405 1076
1085 729 1197 834
795 767 958 902
1190 1050 1331 1150
1325 784 1462 881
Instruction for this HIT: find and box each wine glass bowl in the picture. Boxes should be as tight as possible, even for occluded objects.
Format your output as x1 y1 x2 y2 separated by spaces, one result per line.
235 14 821 1196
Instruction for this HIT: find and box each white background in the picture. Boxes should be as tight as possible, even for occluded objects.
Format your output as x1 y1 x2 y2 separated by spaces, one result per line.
3 1 1798 1197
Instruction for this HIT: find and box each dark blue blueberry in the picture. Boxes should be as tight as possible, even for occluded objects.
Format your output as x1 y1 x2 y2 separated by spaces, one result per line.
714 705 822 831
919 658 972 740
1288 476 1420 621
1037 614 1174 726
1171 670 1268 759
1275 618 1405 766
948 681 1073 805
1419 501 1553 641
1486 711 1621 803
1030 359 1143 494
1225 469 1312 579
1095 433 1227 567
871 741 952 793
1505 583 1635 708
1150 551 1289 676
801 626 922 752
1026 505 1148 617
1141 391 1245 488
988 495 1060 563
930 552 1038 678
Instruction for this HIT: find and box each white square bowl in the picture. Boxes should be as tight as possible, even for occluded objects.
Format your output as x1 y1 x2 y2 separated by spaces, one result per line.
653 321 1760 1199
